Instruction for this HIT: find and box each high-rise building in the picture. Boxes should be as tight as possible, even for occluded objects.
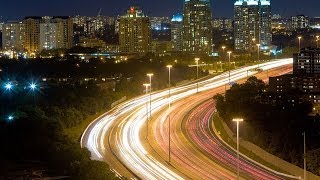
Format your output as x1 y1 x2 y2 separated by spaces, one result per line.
23 16 42 53
38 16 73 51
119 6 151 54
182 0 213 54
212 18 233 31
52 16 73 49
150 17 171 30
40 17 57 50
2 21 25 51
171 13 183 52
234 0 272 52
292 15 309 29
293 48 320 75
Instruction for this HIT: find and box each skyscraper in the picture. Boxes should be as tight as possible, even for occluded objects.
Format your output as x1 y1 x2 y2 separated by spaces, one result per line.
234 0 271 52
23 17 42 53
40 17 57 50
171 13 183 52
119 6 151 55
182 0 213 54
2 21 25 52
52 16 74 49
39 16 73 50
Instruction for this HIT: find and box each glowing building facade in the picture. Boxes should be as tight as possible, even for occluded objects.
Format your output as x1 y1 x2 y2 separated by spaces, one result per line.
119 7 151 54
2 21 25 52
234 0 272 52
171 13 183 52
183 0 213 54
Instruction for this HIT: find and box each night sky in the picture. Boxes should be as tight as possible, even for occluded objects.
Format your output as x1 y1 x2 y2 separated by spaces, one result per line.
1 0 320 20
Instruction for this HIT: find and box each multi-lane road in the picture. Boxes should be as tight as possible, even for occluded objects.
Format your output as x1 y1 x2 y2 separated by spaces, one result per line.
81 59 297 179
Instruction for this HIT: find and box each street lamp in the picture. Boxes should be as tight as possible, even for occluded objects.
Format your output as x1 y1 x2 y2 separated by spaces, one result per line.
222 46 226 52
166 65 172 162
298 36 302 52
222 46 226 59
143 83 150 139
4 82 13 91
257 44 261 63
7 115 14 121
195 58 200 93
227 51 232 83
147 73 153 119
233 118 244 180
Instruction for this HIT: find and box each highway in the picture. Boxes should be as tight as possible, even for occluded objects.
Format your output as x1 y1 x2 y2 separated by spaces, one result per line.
81 59 296 179
151 65 295 179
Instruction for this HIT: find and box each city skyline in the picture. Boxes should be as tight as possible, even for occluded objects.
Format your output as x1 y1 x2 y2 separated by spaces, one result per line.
1 0 320 20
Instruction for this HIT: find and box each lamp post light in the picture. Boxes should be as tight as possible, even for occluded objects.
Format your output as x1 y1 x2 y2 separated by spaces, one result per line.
195 58 200 93
257 43 261 62
29 82 37 91
7 115 14 121
166 65 172 162
222 46 226 60
233 118 244 180
227 51 232 83
298 36 302 52
147 73 153 119
4 82 13 91
143 83 150 139
256 44 261 68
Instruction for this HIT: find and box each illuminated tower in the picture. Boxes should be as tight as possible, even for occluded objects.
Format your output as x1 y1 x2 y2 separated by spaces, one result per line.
119 6 151 55
234 0 271 52
183 0 213 54
171 13 183 52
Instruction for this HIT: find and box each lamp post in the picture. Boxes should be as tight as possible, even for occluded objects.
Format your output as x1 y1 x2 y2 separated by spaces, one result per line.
166 65 172 162
147 73 153 119
304 132 306 180
143 83 150 139
298 36 302 52
227 51 232 83
195 58 200 93
222 46 226 61
233 118 244 180
316 36 319 48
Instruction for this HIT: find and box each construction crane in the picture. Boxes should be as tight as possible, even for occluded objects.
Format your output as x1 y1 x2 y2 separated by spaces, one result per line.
97 8 102 17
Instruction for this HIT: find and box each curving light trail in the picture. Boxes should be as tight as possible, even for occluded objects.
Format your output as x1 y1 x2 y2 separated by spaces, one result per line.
81 59 298 179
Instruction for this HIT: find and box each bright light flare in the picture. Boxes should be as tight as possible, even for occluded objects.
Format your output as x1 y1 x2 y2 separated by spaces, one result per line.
29 83 37 90
7 115 14 121
232 118 244 122
4 82 13 90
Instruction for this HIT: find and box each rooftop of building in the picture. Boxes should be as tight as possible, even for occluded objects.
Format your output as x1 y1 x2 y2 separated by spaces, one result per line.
234 0 270 6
